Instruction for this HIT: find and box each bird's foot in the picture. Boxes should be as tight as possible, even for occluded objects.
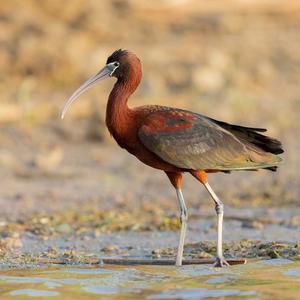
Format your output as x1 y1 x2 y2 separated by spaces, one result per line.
214 256 230 267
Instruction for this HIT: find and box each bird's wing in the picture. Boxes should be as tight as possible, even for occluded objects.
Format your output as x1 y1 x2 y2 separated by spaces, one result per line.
138 109 269 170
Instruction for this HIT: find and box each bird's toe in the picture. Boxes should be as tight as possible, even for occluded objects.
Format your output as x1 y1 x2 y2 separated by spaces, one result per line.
214 257 230 267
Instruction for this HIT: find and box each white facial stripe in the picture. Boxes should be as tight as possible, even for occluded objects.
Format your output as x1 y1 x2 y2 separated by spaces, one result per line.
108 61 120 76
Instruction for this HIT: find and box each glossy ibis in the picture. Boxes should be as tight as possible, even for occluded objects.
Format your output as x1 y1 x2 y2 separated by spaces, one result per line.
62 49 283 267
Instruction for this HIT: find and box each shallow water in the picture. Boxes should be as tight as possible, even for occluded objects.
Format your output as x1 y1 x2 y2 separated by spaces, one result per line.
0 259 300 300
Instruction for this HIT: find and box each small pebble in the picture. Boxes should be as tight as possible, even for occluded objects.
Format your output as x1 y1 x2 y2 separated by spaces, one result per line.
56 224 73 234
197 251 213 259
101 245 117 253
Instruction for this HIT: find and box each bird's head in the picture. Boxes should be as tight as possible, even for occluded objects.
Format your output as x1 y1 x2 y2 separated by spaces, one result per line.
61 49 141 119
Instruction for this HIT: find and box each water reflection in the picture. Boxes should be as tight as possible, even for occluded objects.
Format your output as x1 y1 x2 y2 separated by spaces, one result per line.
0 260 299 299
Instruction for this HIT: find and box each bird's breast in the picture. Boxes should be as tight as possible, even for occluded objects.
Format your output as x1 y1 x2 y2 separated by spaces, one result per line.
106 108 181 172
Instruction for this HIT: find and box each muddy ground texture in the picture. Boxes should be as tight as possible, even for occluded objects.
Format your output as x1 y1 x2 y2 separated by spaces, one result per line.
0 1 300 266
0 131 299 267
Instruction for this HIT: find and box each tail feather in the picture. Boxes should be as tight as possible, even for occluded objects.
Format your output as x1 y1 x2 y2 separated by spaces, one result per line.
266 166 278 171
210 119 284 155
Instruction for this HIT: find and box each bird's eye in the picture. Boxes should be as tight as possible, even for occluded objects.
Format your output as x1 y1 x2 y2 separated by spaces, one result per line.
114 62 120 67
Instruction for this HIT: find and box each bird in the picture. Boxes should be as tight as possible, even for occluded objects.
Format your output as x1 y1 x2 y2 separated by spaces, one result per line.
61 49 284 267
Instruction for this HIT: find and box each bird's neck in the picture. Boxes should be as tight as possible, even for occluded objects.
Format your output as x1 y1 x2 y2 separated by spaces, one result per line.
105 75 140 137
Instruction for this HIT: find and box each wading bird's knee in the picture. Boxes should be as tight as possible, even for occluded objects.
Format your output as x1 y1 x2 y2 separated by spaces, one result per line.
215 202 224 215
180 207 188 224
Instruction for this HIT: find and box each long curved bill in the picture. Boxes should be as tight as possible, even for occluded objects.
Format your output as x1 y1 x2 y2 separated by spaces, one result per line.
61 65 112 119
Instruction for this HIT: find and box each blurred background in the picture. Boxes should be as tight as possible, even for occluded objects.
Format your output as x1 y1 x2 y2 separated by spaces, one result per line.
0 0 299 225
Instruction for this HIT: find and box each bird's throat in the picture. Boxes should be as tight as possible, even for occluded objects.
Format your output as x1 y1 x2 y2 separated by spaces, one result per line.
106 62 142 142
105 81 134 139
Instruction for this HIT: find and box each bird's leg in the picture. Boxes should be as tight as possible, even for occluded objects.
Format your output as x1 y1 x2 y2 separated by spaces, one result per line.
175 188 188 266
165 172 187 266
191 170 229 267
203 182 229 267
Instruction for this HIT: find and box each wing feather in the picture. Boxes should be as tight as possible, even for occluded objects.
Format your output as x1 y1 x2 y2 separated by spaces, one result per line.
138 110 253 170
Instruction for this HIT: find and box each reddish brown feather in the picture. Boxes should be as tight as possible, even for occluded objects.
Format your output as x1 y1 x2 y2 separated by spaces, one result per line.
141 111 195 134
